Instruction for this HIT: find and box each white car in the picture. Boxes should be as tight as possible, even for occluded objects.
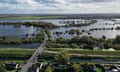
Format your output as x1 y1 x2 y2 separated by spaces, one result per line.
112 69 118 72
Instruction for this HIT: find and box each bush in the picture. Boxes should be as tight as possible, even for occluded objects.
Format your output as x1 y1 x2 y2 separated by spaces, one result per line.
0 64 6 72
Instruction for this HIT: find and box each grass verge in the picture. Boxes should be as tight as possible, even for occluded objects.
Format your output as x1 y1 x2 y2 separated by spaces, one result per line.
45 48 120 56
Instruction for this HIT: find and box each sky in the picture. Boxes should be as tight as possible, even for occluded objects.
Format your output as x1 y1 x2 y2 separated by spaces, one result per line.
0 0 120 14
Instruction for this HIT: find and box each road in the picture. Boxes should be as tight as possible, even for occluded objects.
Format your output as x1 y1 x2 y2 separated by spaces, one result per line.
21 32 48 72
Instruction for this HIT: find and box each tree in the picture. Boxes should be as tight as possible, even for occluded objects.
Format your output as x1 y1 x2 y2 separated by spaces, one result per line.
45 65 53 72
70 36 80 43
60 50 70 64
25 34 29 38
102 35 106 40
55 32 62 36
0 64 6 72
114 35 120 44
79 36 96 45
32 33 35 37
69 29 75 35
76 29 81 35
2 36 6 40
72 63 81 72
56 37 69 43
82 63 90 72
70 43 79 48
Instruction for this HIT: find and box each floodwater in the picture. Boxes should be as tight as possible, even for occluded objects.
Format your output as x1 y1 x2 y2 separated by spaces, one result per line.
0 19 120 48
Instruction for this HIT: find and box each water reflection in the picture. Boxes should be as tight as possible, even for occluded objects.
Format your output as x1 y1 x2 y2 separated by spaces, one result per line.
0 25 38 38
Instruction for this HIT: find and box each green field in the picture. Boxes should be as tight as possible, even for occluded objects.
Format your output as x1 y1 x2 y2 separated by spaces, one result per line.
97 67 103 72
45 48 120 56
0 16 62 20
1 16 44 20
0 48 35 56
0 48 35 63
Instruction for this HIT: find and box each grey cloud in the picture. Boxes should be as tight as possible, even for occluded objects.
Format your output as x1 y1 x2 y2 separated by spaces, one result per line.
34 0 120 4
34 0 58 4
0 0 19 4
69 0 120 3
0 0 120 5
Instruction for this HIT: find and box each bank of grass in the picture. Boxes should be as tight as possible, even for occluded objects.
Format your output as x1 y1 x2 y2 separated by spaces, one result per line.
0 48 35 63
45 48 120 56
97 67 103 72
0 16 44 20
0 48 35 56
0 60 26 64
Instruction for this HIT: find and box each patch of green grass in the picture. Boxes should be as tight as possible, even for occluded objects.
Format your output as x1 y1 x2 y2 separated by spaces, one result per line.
0 16 43 20
0 16 62 20
69 50 120 56
45 48 67 51
0 48 35 63
0 48 35 56
97 67 102 72
45 48 120 56
0 60 26 64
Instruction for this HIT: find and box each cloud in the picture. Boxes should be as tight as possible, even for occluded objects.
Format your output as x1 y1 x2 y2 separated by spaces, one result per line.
34 0 120 4
0 0 120 14
68 0 120 3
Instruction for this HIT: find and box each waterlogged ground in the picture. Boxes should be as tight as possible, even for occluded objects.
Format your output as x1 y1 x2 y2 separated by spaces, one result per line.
0 19 120 48
49 19 120 39
0 24 41 48
0 25 39 38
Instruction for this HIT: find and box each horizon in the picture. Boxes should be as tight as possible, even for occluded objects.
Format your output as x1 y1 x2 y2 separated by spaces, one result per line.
1 13 120 15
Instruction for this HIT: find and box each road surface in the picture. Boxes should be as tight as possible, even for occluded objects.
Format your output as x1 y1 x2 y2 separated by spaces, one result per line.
21 32 48 72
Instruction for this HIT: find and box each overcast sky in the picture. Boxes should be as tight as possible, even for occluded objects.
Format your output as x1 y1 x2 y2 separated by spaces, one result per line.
0 0 120 14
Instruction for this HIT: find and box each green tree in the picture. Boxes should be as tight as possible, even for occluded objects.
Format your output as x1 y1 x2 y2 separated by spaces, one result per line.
60 50 70 64
82 63 90 72
70 36 80 43
79 36 96 45
25 34 29 37
70 43 79 48
56 37 69 43
45 65 53 72
0 63 6 72
114 35 120 44
69 29 75 35
72 63 81 72
102 35 106 40
76 29 81 35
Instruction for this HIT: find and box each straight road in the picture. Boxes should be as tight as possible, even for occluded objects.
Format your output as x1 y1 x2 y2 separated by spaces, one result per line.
22 32 48 72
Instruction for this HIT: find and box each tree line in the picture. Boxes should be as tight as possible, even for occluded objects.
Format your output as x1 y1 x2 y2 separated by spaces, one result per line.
46 35 120 50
